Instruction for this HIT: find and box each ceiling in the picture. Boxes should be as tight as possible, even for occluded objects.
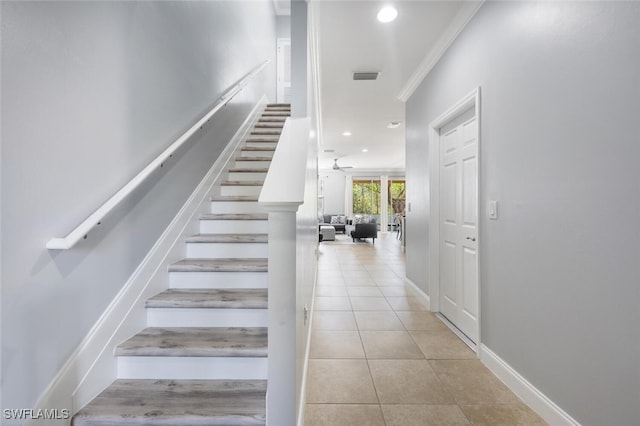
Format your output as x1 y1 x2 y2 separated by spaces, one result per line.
312 0 482 173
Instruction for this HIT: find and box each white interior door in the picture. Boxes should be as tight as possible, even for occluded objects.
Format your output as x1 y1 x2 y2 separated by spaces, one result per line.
276 38 291 104
439 106 479 343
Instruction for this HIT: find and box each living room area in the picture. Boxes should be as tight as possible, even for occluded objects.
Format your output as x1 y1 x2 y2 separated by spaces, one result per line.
318 172 406 244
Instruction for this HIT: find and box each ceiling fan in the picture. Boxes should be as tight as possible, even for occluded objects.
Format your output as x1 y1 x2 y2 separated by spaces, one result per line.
332 158 354 171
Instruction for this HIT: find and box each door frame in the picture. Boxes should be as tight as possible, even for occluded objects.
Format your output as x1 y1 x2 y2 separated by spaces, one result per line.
427 87 481 350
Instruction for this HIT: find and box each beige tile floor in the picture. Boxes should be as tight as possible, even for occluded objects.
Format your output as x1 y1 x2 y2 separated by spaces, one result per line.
305 233 546 426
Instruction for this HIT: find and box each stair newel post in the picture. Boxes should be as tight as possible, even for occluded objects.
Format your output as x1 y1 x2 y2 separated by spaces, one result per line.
265 206 300 426
258 116 310 425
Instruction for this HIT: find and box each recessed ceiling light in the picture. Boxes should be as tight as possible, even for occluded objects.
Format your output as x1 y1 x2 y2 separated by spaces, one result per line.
342 131 352 136
377 6 398 23
362 148 369 153
387 121 401 129
324 149 335 153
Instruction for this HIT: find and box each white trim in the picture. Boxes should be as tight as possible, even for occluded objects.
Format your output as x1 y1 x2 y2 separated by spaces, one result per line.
319 167 406 176
479 345 581 426
297 264 319 426
397 1 484 102
29 98 267 423
380 175 389 232
344 175 354 218
308 0 324 157
404 277 431 311
259 118 310 207
46 61 270 250
435 312 477 353
428 87 481 343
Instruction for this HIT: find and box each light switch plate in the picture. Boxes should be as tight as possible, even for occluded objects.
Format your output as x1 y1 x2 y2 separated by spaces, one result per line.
489 200 498 220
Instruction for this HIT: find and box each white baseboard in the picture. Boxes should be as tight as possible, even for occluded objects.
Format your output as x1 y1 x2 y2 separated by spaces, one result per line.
404 276 431 310
296 263 320 426
479 345 581 426
404 279 578 426
28 98 267 425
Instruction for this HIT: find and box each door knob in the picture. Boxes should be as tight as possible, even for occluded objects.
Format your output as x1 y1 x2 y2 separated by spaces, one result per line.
466 237 476 241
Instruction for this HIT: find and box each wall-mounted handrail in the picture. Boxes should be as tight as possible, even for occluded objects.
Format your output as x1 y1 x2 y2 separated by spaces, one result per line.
46 59 270 250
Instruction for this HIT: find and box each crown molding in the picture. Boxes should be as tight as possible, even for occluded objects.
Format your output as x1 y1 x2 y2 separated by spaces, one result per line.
397 0 485 103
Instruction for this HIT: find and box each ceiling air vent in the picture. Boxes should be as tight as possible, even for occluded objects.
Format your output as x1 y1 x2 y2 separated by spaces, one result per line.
353 72 379 81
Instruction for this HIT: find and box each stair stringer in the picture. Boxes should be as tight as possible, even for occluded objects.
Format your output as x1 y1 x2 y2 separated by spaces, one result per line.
27 97 268 425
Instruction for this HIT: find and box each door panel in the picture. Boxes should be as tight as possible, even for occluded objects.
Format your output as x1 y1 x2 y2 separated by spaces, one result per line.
439 106 479 343
462 156 477 228
443 129 458 155
462 246 478 318
443 162 457 226
441 241 458 320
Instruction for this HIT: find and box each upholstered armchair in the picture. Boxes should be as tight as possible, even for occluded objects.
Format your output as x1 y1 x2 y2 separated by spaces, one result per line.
350 223 378 244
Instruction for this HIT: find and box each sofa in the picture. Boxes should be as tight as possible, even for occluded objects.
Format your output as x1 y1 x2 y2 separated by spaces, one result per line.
350 222 378 244
320 214 348 234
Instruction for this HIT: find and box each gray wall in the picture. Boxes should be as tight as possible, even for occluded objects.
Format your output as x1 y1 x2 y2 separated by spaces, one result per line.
277 15 291 39
1 0 276 412
405 1 640 424
320 172 347 215
291 0 307 118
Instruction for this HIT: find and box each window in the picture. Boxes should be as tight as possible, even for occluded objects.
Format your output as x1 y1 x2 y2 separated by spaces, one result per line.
353 179 381 216
388 179 406 215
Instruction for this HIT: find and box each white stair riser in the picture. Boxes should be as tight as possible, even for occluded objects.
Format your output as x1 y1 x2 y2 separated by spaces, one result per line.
235 160 271 168
186 242 267 259
219 185 263 197
245 142 277 149
147 308 268 327
210 201 263 214
240 150 275 158
169 272 268 289
117 357 267 380
227 171 268 181
200 220 268 234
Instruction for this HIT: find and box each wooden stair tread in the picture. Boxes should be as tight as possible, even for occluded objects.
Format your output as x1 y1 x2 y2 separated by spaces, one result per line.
260 112 290 117
71 379 266 426
115 327 268 357
255 123 284 128
246 137 280 142
251 129 282 134
185 234 268 243
258 117 287 122
241 147 276 151
200 213 268 220
169 258 268 273
146 289 267 309
235 156 272 161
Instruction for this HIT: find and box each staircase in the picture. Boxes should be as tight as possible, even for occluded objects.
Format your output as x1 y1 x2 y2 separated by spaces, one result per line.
72 104 291 426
